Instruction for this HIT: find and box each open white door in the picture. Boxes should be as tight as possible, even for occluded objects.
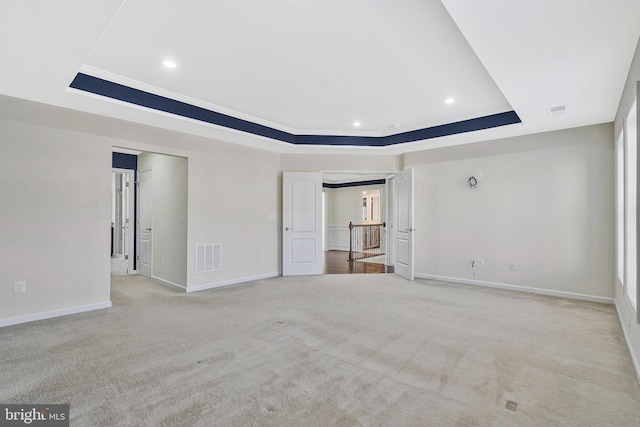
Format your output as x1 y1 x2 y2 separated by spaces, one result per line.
112 168 135 275
283 172 323 276
393 168 414 280
138 169 152 278
122 170 134 273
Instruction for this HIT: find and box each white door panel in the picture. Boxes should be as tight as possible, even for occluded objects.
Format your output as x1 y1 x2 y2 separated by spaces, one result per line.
291 178 317 231
393 169 414 280
283 172 322 276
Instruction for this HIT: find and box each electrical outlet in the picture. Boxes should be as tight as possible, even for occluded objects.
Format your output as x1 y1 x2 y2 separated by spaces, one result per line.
510 262 518 271
161 256 166 265
259 254 265 262
13 281 26 294
476 258 484 267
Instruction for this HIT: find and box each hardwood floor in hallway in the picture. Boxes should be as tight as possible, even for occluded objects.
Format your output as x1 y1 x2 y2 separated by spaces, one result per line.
323 250 394 274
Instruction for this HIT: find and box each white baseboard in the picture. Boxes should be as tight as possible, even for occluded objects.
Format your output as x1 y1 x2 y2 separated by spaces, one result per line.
187 272 281 293
152 276 187 291
615 301 640 385
415 273 615 305
327 245 349 251
0 301 112 328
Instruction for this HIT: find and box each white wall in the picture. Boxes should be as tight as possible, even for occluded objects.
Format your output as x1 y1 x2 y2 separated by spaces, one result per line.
186 143 281 292
138 152 188 288
0 115 112 326
325 185 387 251
614 36 640 380
404 124 614 301
326 185 386 225
281 153 400 173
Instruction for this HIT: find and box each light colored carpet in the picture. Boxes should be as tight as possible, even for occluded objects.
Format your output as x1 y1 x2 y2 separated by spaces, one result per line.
1 274 639 426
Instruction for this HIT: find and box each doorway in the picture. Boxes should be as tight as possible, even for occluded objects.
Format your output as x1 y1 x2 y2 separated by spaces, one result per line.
362 189 381 224
110 149 188 290
282 170 411 277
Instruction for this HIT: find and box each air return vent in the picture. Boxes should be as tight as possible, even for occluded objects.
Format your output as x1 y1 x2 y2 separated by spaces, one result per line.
196 244 221 273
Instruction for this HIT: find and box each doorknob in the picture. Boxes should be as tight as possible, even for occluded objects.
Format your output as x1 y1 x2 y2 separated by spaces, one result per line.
145 228 152 231
285 227 291 231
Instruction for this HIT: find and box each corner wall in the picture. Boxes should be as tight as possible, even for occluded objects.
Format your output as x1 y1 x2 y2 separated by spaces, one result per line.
186 143 281 292
138 152 188 288
614 36 640 380
404 124 614 302
0 94 282 325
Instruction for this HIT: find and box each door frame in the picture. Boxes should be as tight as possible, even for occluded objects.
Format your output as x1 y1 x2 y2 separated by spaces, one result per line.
320 170 400 268
386 174 397 267
138 168 153 278
112 168 136 275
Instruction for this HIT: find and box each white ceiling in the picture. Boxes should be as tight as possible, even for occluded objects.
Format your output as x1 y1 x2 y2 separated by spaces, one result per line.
1 0 639 154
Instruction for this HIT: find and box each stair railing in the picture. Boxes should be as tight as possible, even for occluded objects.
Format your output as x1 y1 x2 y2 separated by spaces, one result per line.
348 221 386 261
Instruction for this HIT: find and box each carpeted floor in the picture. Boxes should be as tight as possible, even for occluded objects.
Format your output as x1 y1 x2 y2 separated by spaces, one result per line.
1 274 639 426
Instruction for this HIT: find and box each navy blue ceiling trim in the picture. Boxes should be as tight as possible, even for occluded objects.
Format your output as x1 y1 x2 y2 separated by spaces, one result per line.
112 152 137 170
71 73 294 143
323 179 386 189
383 111 521 145
70 73 521 147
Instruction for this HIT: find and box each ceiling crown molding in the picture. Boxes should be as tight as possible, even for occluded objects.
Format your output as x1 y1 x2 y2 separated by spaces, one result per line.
70 72 521 148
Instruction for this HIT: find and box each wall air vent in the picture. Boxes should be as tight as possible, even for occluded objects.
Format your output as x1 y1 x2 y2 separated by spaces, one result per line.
196 244 221 273
547 104 568 116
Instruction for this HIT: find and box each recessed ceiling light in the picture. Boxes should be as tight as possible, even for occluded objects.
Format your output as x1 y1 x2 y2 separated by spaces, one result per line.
163 60 177 69
353 122 361 127
390 123 400 128
445 98 455 104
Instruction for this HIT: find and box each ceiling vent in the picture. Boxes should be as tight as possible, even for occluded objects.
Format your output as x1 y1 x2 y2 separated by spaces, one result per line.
547 104 568 116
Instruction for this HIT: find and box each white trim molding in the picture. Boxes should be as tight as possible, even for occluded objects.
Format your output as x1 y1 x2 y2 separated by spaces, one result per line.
615 301 640 385
0 301 112 328
415 273 615 305
187 272 281 293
